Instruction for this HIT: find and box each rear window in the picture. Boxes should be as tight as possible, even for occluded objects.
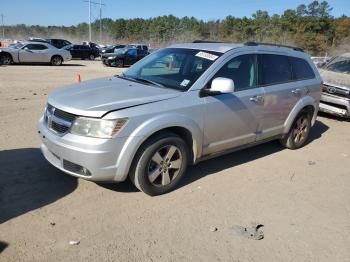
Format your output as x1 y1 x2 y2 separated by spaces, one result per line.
258 54 292 86
290 57 315 80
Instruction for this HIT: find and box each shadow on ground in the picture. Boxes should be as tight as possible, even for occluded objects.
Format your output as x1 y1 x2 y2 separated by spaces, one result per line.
180 119 329 188
99 120 329 193
0 148 78 224
0 241 8 253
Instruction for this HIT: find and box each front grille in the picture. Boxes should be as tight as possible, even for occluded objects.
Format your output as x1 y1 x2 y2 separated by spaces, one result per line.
51 121 70 133
54 108 76 122
45 104 76 135
322 84 350 98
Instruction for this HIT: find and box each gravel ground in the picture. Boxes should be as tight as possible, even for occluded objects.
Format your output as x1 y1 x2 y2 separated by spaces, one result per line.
0 60 349 262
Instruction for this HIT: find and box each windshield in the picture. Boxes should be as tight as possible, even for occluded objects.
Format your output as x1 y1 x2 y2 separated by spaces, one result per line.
115 48 128 55
122 48 222 91
11 43 24 49
324 56 350 74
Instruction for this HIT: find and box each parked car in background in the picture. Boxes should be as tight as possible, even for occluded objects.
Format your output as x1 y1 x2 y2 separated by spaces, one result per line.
100 44 126 55
46 39 72 49
27 38 72 49
66 44 100 60
101 47 149 67
38 42 321 195
128 44 149 52
0 41 71 65
319 53 350 118
311 56 331 68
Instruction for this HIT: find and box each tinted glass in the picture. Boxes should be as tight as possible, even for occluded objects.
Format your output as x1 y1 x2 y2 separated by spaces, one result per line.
258 54 292 85
26 44 48 50
290 57 315 80
325 56 350 74
213 54 257 91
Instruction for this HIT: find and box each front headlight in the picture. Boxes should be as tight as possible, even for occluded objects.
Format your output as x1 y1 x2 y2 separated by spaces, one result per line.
108 56 116 59
70 117 128 138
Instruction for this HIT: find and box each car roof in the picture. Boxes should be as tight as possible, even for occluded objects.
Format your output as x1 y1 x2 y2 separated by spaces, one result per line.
168 42 308 56
169 43 244 53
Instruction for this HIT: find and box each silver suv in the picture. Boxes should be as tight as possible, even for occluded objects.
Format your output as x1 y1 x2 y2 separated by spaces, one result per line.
38 42 321 196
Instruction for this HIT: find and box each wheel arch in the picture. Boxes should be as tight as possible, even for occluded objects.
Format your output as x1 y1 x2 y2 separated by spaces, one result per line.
114 115 202 182
283 96 318 134
0 52 14 63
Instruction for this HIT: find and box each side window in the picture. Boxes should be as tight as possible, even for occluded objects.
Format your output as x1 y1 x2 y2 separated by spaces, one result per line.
35 44 48 50
290 57 315 80
258 54 292 86
213 54 257 91
25 44 47 50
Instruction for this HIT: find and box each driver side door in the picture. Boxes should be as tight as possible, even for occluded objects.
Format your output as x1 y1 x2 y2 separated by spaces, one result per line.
19 44 45 63
202 54 265 155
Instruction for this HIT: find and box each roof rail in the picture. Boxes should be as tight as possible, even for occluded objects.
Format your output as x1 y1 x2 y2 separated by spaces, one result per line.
244 41 304 52
192 40 225 43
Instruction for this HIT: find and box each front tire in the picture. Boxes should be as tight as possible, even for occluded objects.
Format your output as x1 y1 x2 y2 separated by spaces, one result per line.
0 54 13 65
280 111 311 149
115 59 124 68
130 132 190 196
89 54 95 60
51 56 63 66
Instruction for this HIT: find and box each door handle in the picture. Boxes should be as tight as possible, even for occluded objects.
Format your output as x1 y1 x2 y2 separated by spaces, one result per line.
291 88 301 95
250 95 264 103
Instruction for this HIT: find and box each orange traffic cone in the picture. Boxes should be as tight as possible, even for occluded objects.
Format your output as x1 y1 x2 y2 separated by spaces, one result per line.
75 74 81 83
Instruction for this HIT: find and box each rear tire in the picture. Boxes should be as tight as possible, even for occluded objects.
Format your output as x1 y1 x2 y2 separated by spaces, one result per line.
51 56 63 66
89 54 95 60
130 132 190 196
0 54 13 65
115 59 124 68
280 111 311 149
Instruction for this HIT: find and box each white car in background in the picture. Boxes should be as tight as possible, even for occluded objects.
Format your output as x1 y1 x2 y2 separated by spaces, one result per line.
0 41 72 66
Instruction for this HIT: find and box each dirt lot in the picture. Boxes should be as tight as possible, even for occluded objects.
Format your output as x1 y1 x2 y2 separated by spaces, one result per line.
0 60 349 262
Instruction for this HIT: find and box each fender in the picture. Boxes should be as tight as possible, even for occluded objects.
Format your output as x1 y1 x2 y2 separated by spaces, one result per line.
114 113 203 181
283 95 318 134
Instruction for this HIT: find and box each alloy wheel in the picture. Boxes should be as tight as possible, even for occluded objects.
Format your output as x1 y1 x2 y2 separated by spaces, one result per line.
147 145 183 186
292 116 309 145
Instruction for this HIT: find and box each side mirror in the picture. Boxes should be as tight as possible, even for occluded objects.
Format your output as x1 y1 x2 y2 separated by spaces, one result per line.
210 77 235 93
200 77 235 97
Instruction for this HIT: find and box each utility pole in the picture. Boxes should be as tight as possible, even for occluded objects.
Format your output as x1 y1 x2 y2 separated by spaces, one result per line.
99 0 102 43
1 14 4 40
84 0 105 43
89 0 91 42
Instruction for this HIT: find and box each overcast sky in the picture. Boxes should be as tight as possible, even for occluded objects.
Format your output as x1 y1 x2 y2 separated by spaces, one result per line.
1 0 349 26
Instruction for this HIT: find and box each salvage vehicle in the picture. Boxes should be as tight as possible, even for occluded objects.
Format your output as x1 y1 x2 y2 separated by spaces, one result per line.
319 53 350 118
38 42 321 196
66 44 100 60
101 47 149 67
0 41 71 65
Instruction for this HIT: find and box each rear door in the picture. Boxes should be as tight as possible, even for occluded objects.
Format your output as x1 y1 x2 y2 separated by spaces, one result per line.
256 53 303 140
202 54 264 155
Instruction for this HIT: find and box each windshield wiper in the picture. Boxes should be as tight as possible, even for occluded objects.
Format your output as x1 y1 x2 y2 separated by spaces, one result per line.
118 74 165 88
131 77 166 88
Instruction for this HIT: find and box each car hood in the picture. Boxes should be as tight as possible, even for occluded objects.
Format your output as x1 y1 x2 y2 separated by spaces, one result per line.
0 48 17 53
319 69 350 90
48 77 181 118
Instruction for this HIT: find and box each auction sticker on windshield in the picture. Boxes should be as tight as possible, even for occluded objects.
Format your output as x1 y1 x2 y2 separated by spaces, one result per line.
195 51 218 61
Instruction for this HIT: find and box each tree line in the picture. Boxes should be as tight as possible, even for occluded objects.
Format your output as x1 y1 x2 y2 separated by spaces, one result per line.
3 1 350 55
